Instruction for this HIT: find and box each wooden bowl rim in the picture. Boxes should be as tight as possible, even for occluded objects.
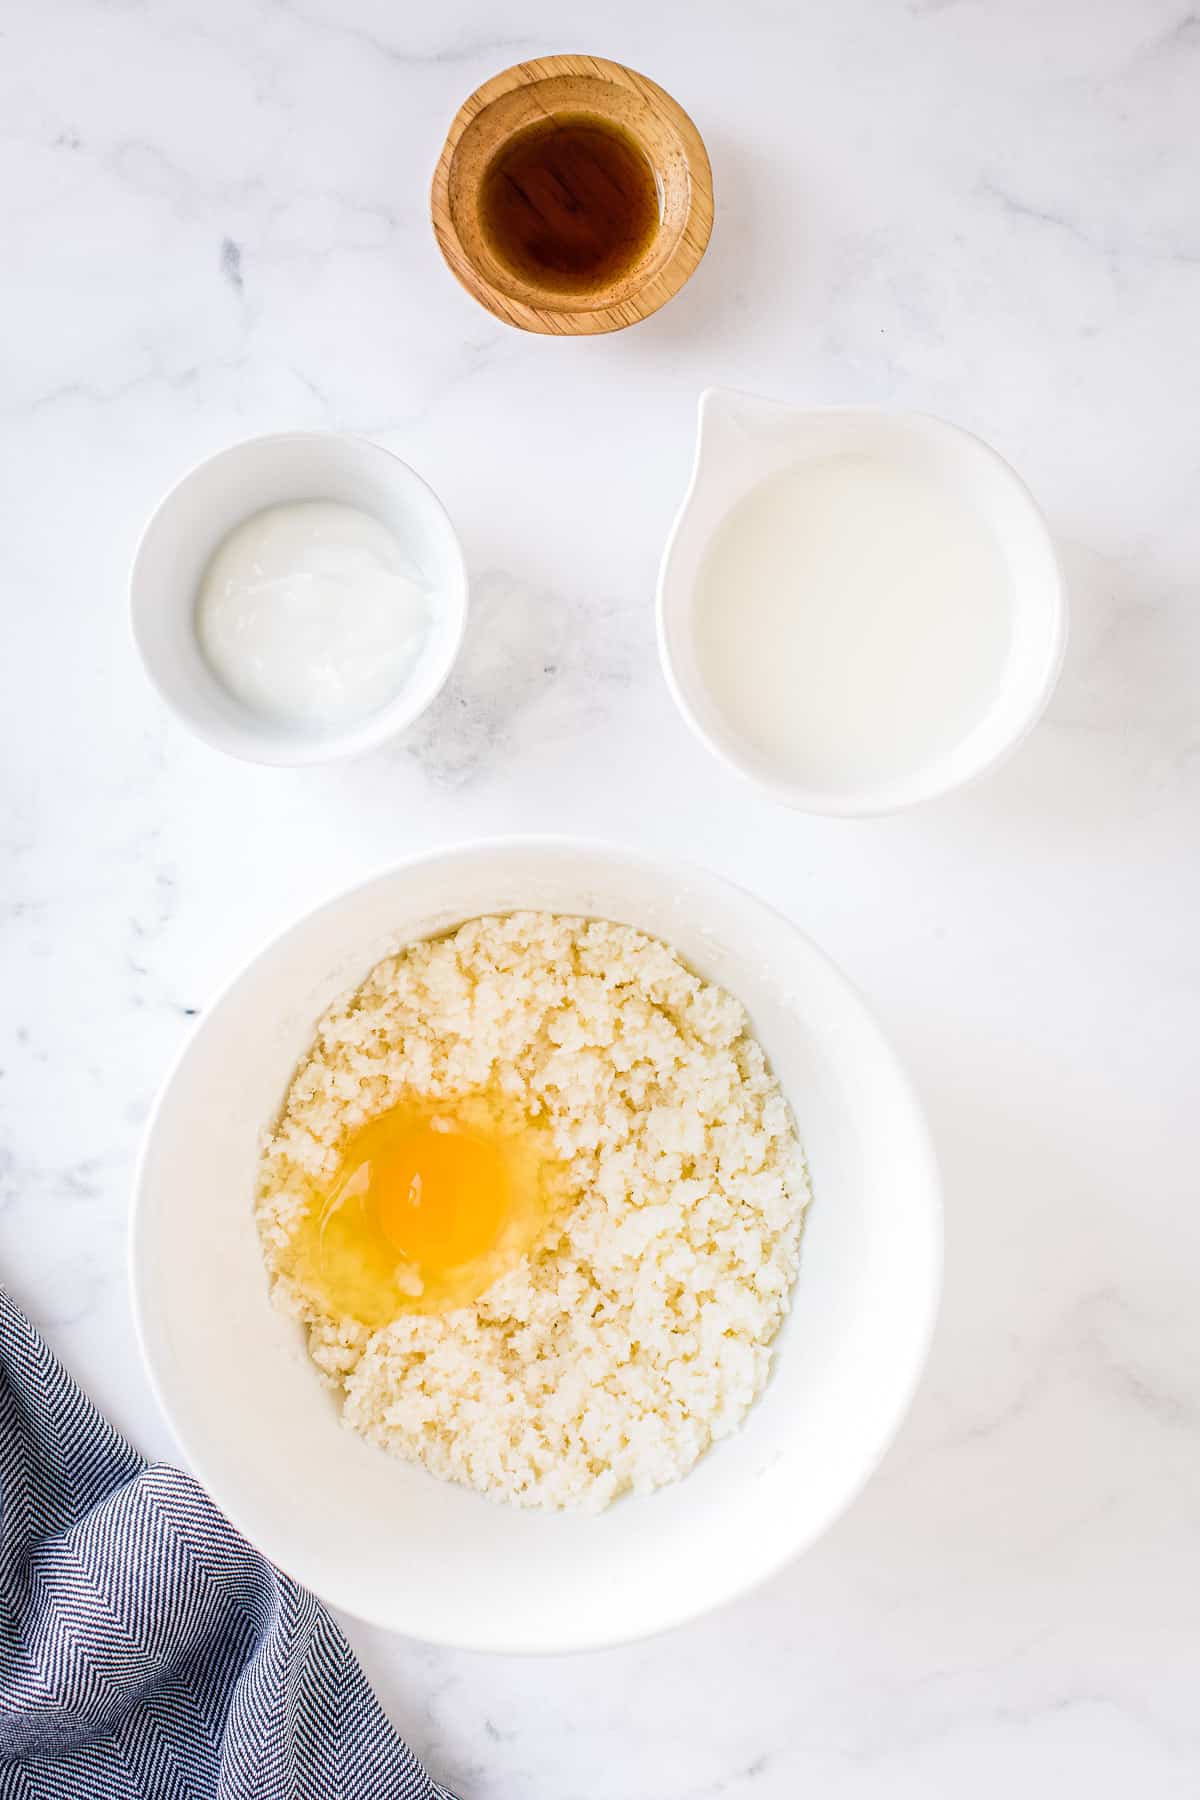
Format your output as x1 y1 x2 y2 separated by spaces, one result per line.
430 54 714 336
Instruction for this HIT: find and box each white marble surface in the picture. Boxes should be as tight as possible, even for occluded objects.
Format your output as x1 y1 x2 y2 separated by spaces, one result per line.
3 0 1198 1792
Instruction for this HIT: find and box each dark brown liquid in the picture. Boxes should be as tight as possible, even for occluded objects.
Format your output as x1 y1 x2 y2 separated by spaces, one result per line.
479 114 661 294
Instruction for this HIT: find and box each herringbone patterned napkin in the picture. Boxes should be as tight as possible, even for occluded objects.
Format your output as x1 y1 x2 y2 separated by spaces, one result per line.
0 1289 455 1799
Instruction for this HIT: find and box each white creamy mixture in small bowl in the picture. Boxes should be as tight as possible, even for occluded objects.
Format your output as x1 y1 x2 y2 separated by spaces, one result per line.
131 432 468 764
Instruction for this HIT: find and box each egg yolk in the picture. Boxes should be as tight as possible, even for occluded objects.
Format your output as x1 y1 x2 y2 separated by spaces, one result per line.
370 1119 509 1269
280 1094 557 1327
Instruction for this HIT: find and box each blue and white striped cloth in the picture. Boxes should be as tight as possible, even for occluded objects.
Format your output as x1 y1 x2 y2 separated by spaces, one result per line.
0 1289 454 1799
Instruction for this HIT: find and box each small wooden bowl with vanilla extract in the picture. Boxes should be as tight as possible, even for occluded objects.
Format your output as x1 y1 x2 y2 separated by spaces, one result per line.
431 55 714 335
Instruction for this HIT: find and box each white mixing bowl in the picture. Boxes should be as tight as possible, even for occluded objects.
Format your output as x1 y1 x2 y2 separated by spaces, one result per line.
131 841 941 1652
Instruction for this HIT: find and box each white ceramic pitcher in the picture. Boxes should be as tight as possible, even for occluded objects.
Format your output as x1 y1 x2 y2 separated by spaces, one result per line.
657 387 1067 816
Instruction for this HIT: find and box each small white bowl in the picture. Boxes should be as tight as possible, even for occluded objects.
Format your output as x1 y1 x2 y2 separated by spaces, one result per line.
657 389 1068 815
131 838 941 1653
130 432 468 765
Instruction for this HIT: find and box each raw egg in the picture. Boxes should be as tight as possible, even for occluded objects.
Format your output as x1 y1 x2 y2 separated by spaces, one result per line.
280 1092 559 1327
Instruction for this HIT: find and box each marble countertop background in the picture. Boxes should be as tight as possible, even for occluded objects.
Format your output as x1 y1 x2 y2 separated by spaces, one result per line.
2 1 1198 1794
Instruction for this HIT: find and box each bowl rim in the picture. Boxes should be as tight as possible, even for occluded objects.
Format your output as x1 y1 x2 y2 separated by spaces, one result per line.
656 393 1069 816
128 835 943 1652
128 429 469 768
430 54 714 336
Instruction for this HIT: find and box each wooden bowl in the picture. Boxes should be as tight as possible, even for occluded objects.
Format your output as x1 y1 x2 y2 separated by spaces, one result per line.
431 55 714 336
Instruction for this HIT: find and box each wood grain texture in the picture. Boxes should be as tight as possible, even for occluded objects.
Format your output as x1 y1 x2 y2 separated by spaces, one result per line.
430 55 714 336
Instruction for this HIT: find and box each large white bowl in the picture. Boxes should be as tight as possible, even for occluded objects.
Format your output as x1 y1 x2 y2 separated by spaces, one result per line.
131 841 941 1652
